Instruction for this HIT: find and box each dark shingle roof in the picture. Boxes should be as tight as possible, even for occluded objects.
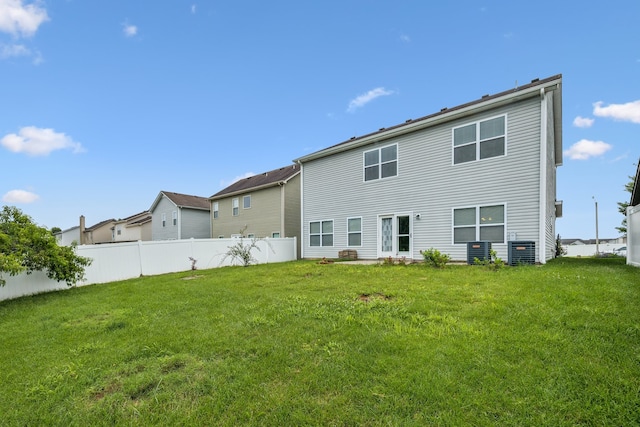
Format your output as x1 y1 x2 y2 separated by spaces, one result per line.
161 191 210 210
210 165 300 199
85 218 116 231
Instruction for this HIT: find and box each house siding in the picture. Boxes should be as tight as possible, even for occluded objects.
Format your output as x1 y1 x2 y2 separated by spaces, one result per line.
544 92 559 261
152 197 179 240
301 96 548 262
180 209 211 239
284 174 301 257
213 186 283 238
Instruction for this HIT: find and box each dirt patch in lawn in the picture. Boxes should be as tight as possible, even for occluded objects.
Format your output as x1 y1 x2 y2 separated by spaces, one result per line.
358 293 392 302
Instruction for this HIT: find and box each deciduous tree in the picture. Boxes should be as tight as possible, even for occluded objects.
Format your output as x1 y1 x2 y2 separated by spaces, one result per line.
616 174 636 235
0 206 92 286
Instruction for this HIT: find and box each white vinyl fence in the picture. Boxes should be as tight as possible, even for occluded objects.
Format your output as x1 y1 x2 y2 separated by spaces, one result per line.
628 204 640 267
563 243 627 258
0 237 297 302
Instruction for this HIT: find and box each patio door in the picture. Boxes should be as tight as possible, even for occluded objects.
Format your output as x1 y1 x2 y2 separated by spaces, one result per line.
378 213 412 259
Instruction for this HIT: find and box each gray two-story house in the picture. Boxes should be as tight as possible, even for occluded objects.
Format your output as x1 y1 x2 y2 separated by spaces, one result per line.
149 191 211 240
294 75 563 263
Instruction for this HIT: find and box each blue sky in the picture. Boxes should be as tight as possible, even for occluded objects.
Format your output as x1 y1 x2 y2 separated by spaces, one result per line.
1 1 638 240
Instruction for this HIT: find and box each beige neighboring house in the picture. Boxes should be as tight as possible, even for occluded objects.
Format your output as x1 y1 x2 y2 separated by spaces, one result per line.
80 216 116 245
112 211 152 242
209 164 301 257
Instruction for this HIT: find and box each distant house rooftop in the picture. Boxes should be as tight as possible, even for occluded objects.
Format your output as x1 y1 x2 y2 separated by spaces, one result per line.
152 191 210 211
210 164 300 199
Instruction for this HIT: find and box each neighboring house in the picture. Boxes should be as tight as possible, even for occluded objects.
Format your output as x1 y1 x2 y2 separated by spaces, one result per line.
54 225 80 246
80 216 116 245
627 158 640 266
111 211 152 242
294 75 563 263
209 165 301 256
149 191 211 240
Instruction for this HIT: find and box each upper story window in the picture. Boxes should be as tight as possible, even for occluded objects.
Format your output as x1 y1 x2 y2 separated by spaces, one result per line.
172 211 177 226
364 144 397 181
213 202 219 219
453 204 505 244
232 198 239 216
161 213 166 227
453 115 506 164
243 195 251 209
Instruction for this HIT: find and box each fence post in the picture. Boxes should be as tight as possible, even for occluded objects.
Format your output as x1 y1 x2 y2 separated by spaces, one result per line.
138 240 144 276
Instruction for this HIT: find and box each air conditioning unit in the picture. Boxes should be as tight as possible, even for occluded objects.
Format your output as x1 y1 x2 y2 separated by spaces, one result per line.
508 241 535 266
467 241 491 265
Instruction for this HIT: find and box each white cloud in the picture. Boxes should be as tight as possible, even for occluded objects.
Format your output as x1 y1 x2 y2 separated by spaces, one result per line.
0 42 42 63
573 116 594 128
0 0 49 37
2 189 39 204
347 87 395 113
219 172 255 189
399 34 410 43
0 42 29 58
191 4 196 14
123 23 137 37
1 126 84 156
593 100 640 124
563 139 612 160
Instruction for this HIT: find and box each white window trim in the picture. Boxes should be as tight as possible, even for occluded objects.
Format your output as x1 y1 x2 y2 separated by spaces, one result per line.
172 210 178 226
452 203 507 244
232 198 239 216
452 114 507 165
213 202 219 219
309 219 334 247
243 195 251 209
272 232 281 238
363 143 398 182
161 213 166 228
347 216 363 247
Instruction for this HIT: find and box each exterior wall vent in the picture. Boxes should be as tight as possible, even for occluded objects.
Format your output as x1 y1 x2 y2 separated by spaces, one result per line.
508 241 536 266
467 241 491 265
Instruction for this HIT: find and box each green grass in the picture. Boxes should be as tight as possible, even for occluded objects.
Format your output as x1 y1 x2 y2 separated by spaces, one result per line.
1 257 639 426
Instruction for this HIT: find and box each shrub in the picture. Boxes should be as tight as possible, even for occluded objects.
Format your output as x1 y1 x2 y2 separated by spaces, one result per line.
474 249 505 270
420 248 450 268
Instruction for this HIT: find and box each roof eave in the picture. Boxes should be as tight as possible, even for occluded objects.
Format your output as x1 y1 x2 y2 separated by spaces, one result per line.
210 179 289 201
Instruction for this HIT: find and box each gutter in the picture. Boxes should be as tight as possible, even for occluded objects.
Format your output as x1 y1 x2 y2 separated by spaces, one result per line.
209 177 298 201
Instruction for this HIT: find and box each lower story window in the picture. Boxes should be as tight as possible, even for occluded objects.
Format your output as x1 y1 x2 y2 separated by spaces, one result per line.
347 217 362 246
310 220 333 247
453 204 505 243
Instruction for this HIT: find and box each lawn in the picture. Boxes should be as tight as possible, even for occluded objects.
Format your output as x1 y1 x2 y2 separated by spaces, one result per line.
1 257 639 426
